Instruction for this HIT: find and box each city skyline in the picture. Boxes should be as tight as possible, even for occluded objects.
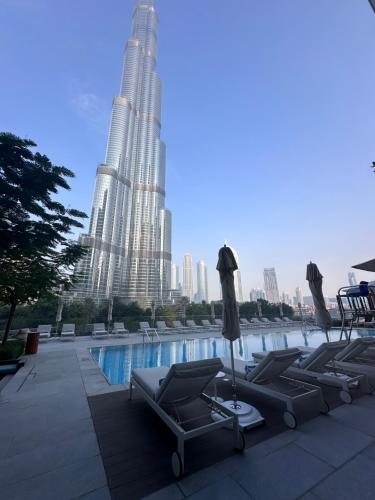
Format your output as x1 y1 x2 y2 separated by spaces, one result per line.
2 0 375 301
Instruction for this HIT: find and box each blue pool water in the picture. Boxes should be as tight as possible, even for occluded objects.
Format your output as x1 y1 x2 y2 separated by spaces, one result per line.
90 328 371 385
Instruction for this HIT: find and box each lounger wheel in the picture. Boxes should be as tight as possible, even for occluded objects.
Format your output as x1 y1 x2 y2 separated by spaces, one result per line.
171 451 183 478
340 390 352 404
283 411 298 429
320 400 330 414
235 431 246 452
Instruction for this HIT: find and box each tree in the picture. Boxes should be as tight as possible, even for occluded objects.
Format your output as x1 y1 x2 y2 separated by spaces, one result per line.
0 133 87 343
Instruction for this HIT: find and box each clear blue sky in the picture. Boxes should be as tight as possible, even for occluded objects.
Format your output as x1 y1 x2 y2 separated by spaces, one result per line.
1 0 375 300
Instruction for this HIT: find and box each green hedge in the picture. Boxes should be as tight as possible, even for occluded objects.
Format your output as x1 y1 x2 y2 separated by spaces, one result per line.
0 340 25 360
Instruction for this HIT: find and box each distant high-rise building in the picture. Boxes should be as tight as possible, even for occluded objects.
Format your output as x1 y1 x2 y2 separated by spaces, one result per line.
234 270 244 303
70 0 171 307
263 268 280 304
295 287 303 305
183 254 193 301
281 291 291 305
250 288 266 302
348 272 357 287
171 263 179 290
196 260 208 303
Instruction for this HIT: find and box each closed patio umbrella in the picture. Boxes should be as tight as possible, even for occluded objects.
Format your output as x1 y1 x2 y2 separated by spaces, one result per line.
306 262 332 341
352 259 375 273
210 301 215 321
216 245 263 427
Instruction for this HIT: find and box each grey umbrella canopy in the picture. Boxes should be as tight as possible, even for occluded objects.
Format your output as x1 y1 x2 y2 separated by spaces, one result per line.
353 259 375 273
216 246 241 341
306 262 332 333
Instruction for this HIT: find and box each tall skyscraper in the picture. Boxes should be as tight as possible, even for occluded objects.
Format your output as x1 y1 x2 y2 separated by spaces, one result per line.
183 254 193 301
196 260 209 303
71 1 171 307
263 268 280 304
281 291 291 305
171 263 179 290
295 286 303 305
348 272 357 287
250 288 266 302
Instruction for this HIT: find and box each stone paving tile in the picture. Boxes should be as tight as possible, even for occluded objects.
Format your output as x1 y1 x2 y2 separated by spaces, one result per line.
215 430 300 476
186 476 251 500
178 465 221 497
75 486 112 500
361 440 375 460
142 483 184 500
6 416 95 458
0 432 100 485
0 455 107 500
298 493 320 500
329 402 375 436
312 454 375 500
231 443 333 500
293 416 374 467
353 394 375 410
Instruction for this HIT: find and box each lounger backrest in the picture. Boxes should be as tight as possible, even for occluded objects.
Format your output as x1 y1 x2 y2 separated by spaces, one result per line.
335 337 375 361
274 318 282 322
173 321 183 328
139 322 151 329
156 358 223 406
156 321 167 328
214 319 223 326
186 320 197 327
62 324 75 333
251 318 260 323
300 341 347 370
246 348 301 384
202 320 211 326
38 325 52 334
114 322 125 330
93 323 105 331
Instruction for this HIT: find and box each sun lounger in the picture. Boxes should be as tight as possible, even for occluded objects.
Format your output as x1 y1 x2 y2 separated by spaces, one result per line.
222 348 328 429
260 318 277 326
201 319 219 330
92 323 109 338
214 319 223 327
139 321 159 339
172 320 190 332
61 324 75 339
253 341 372 404
251 318 266 327
334 337 375 387
111 322 129 337
240 318 252 329
129 358 244 477
186 320 203 330
37 324 52 340
156 321 174 334
283 317 295 323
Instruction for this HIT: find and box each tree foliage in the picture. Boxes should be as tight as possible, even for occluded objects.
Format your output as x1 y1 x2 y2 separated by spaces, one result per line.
0 133 87 343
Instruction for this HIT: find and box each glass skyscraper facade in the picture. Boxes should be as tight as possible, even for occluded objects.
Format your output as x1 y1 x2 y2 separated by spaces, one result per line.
72 0 171 307
263 268 280 304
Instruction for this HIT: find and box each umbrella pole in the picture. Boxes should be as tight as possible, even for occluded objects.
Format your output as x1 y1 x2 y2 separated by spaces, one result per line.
230 341 239 409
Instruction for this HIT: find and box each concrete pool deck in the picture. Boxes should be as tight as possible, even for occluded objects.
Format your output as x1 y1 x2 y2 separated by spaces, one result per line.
1 330 375 499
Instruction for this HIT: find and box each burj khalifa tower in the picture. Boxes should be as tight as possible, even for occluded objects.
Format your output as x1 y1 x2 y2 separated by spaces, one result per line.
73 0 172 306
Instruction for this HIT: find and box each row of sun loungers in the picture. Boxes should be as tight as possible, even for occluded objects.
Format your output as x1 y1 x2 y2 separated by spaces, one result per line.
34 322 129 340
32 315 297 340
130 336 375 477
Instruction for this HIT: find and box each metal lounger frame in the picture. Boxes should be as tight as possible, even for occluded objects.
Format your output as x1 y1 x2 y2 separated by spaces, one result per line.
227 371 327 428
129 377 242 477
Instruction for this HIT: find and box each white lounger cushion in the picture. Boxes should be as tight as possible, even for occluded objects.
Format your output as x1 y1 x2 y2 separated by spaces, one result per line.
132 366 170 399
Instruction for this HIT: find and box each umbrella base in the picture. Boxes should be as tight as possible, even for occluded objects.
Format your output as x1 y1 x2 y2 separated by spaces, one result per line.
212 400 264 429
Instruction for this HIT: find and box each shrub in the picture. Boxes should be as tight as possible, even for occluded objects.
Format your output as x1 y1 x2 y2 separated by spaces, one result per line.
0 339 25 360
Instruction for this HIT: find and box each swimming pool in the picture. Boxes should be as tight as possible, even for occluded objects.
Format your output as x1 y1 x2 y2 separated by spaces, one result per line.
90 328 371 384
